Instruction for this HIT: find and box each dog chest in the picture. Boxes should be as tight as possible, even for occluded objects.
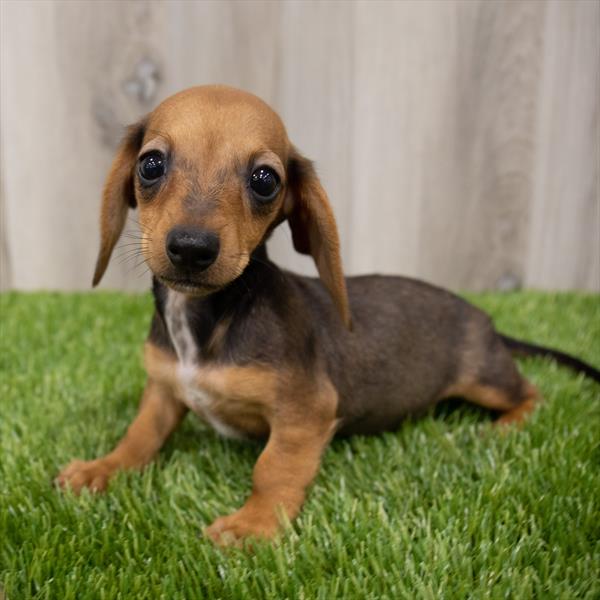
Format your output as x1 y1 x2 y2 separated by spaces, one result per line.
153 290 275 439
159 291 241 438
175 362 244 439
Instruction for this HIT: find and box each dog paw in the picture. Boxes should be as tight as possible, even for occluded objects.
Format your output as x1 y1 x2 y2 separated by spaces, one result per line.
205 508 280 547
55 458 114 494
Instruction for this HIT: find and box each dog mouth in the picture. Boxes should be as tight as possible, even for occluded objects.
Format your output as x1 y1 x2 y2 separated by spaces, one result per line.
158 275 222 294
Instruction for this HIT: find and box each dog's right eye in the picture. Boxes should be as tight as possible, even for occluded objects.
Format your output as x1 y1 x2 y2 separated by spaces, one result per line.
138 151 166 184
250 166 280 202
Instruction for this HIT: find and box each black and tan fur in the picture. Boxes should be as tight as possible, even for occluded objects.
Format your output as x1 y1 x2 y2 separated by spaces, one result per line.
56 85 600 546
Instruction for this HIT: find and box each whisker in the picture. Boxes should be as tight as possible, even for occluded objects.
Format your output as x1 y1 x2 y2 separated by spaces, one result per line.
113 243 149 257
136 265 153 279
130 252 159 273
127 215 155 234
115 241 147 250
113 245 146 257
132 256 150 270
116 254 145 266
121 232 153 241
113 247 151 264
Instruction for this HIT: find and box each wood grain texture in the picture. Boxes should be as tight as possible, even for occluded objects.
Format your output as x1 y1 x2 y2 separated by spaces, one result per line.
1 0 168 291
526 0 600 291
416 1 546 290
270 0 355 276
349 0 431 278
0 161 10 291
1 0 598 291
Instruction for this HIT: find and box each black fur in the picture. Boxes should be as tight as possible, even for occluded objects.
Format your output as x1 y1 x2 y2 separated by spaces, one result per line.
148 246 600 436
500 335 600 383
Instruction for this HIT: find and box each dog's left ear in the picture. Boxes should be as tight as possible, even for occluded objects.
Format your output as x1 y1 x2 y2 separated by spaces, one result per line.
285 150 351 329
92 120 146 286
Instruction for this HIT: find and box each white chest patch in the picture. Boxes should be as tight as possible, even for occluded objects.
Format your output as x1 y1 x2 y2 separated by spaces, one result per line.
164 291 242 439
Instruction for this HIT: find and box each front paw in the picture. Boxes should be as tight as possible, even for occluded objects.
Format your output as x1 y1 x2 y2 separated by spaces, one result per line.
205 506 281 547
55 458 115 494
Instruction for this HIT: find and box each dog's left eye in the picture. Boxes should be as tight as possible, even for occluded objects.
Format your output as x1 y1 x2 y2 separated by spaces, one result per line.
138 151 166 184
250 166 280 201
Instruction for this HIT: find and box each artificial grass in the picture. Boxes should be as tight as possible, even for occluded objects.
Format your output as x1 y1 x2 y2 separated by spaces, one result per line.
1 290 599 599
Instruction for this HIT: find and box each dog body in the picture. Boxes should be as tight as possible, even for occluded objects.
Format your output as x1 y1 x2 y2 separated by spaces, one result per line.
57 85 596 545
147 260 527 441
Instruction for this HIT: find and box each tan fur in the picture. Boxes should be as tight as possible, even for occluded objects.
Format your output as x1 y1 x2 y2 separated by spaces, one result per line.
143 341 338 442
144 341 339 543
286 151 352 328
56 378 187 493
92 85 351 324
205 380 338 546
441 381 517 411
144 342 278 438
441 379 540 425
204 315 233 357
93 124 144 285
59 330 339 540
496 383 539 426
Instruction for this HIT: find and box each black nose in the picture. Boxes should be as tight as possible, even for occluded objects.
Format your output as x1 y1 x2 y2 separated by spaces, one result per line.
166 227 220 271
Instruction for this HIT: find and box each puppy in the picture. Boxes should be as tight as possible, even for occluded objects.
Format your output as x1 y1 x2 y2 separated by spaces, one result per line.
56 85 600 546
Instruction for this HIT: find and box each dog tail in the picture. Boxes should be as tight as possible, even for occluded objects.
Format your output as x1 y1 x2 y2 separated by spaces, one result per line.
500 334 600 383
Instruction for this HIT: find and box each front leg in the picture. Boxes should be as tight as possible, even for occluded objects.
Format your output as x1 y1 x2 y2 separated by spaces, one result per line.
206 381 338 546
56 379 187 493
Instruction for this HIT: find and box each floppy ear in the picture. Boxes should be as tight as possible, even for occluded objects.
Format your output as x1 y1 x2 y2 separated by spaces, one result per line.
92 120 146 286
285 150 351 329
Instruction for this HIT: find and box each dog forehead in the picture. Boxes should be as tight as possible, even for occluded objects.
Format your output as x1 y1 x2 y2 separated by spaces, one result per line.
147 86 289 157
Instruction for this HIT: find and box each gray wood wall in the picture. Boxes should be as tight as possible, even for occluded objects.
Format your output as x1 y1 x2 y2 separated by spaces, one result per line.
1 0 598 293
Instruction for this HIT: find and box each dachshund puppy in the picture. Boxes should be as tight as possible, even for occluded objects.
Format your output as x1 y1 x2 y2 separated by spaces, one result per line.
56 85 600 546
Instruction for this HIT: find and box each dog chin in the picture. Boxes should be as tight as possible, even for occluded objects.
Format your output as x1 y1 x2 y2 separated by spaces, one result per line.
157 275 223 297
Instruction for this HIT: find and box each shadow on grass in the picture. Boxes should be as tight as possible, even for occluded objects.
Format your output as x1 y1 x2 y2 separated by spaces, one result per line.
432 396 498 422
159 413 263 462
157 395 497 461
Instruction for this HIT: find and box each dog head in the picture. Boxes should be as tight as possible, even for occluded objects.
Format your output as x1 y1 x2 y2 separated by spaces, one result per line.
93 85 350 327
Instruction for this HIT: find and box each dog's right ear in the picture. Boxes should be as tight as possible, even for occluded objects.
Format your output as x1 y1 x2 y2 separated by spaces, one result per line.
92 120 146 286
285 149 351 329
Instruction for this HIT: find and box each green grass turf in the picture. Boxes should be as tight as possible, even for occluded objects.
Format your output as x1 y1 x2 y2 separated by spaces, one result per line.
1 291 599 599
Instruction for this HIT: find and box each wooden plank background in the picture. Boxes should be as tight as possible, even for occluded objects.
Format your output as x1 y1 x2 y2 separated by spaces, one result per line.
1 0 598 292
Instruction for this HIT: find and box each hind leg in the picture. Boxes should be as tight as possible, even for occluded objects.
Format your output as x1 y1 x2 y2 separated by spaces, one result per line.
443 321 540 425
442 378 539 426
495 381 539 426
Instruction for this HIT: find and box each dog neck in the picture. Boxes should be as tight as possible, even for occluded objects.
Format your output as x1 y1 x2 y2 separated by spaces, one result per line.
151 244 278 359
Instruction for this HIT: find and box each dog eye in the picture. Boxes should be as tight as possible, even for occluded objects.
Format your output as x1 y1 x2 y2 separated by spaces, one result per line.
138 151 166 184
250 166 280 201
